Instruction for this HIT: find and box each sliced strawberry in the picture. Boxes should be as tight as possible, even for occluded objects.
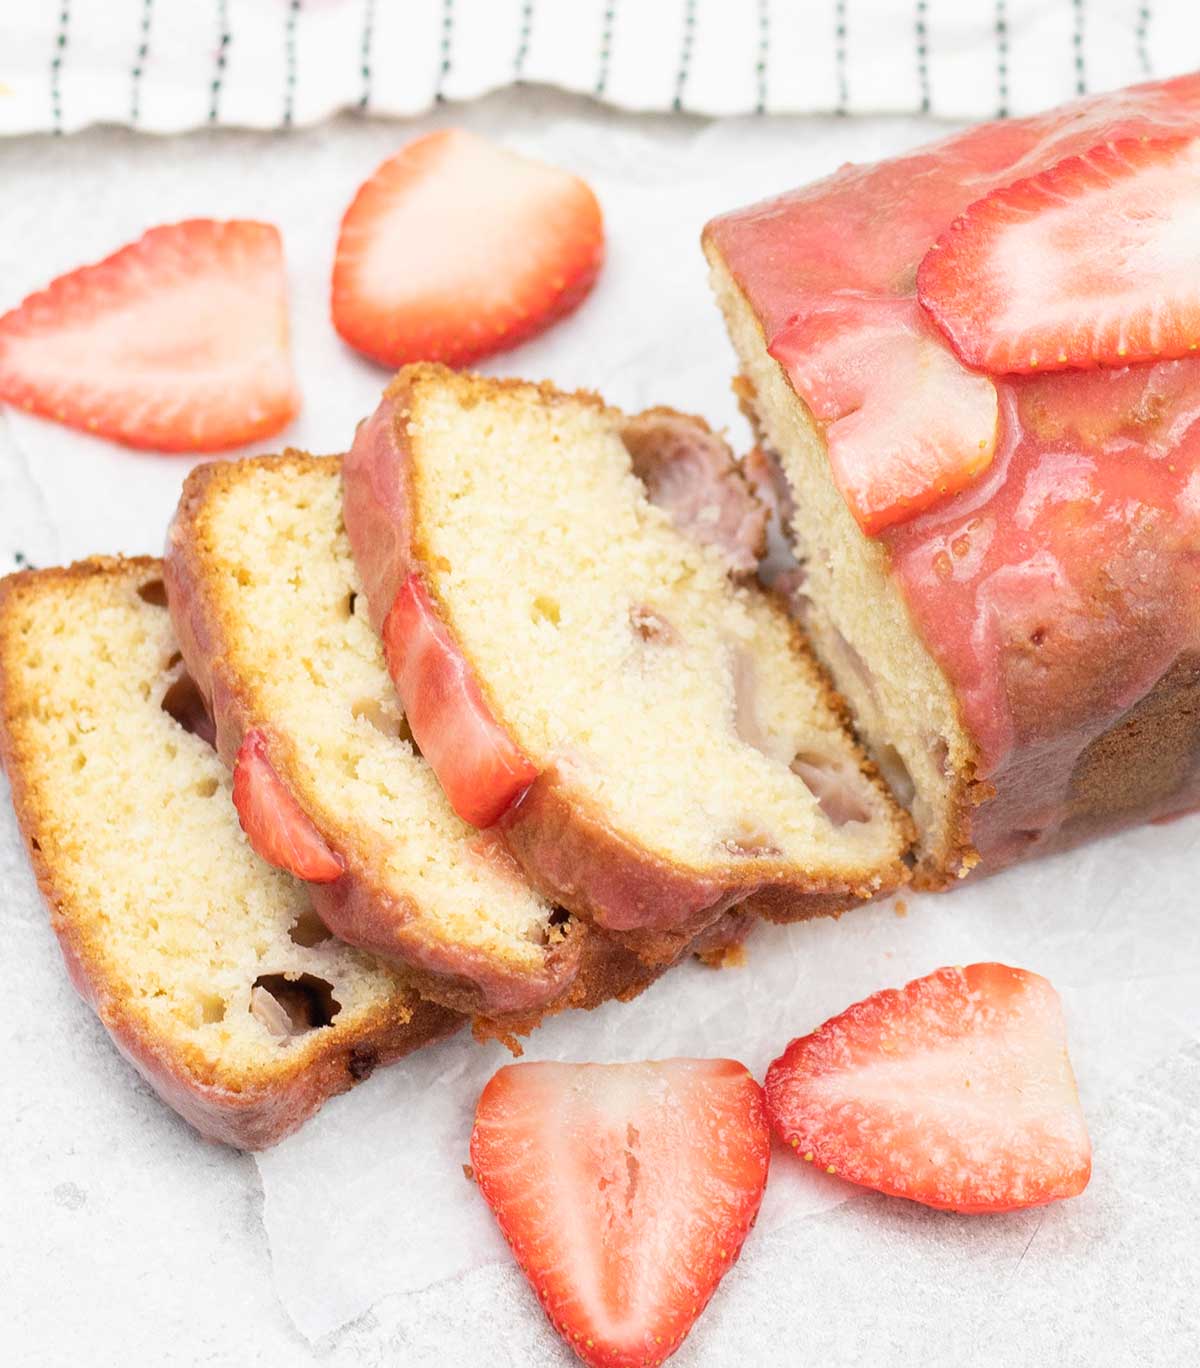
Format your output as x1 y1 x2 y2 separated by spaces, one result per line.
331 129 604 368
471 1059 770 1368
918 135 1200 374
769 296 998 535
232 728 344 883
382 574 537 829
0 220 298 451
765 963 1091 1213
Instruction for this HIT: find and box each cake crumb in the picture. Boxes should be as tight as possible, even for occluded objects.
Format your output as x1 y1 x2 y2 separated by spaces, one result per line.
463 1164 475 1183
894 899 908 918
698 943 747 970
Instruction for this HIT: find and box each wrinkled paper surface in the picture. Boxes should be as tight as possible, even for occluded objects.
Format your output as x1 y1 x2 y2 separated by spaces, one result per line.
3 95 1199 1364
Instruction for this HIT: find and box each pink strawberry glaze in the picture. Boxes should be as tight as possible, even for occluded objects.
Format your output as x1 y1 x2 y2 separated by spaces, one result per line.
707 75 1200 863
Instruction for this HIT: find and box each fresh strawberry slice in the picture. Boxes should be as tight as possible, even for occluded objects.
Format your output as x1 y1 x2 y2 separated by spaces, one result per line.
331 128 604 368
382 574 537 829
232 728 344 883
917 135 1200 374
765 963 1091 1213
471 1059 770 1368
0 220 298 451
769 296 998 535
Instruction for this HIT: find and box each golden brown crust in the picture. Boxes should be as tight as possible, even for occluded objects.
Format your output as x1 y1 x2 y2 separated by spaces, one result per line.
352 365 909 948
963 651 1200 874
166 455 676 1029
0 559 461 1150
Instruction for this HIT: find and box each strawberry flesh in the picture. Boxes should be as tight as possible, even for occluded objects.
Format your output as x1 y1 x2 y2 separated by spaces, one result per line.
765 963 1091 1213
0 219 298 451
232 728 344 883
918 135 1200 374
470 1058 770 1368
769 296 998 534
332 128 604 368
382 574 538 829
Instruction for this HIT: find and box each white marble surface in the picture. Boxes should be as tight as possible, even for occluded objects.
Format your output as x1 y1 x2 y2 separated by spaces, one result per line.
2 90 1199 1368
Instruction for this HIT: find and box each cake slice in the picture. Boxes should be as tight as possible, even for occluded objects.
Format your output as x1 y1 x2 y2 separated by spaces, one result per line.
704 73 1200 884
0 558 459 1149
343 366 911 955
165 454 675 1028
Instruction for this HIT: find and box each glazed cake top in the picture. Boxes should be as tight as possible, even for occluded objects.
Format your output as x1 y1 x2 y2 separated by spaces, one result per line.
707 75 1200 804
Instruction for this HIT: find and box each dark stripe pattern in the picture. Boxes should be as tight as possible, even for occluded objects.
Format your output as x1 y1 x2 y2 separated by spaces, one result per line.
834 0 848 115
282 0 301 128
358 0 375 111
435 0 454 101
514 0 534 79
130 0 154 124
1136 4 1152 77
210 0 230 123
50 1 70 135
595 1 617 98
28 0 1170 135
673 0 696 113
995 0 1009 118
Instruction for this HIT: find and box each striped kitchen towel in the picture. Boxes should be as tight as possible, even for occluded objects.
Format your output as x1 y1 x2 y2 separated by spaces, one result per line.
1 0 1192 136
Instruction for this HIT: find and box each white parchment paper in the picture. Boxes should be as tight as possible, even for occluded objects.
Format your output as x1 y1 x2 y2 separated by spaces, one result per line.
259 819 1200 1342
2 92 1198 1366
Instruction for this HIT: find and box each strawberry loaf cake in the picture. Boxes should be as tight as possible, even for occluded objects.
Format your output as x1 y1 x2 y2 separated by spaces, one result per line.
705 73 1200 883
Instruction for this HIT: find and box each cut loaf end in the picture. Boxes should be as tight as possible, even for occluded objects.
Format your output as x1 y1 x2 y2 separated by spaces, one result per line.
703 243 985 884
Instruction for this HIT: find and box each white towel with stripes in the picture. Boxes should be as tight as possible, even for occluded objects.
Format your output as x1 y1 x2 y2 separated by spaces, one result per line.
1 1 1195 137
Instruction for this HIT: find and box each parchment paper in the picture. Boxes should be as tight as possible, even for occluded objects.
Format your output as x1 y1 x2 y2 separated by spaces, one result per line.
2 93 1198 1366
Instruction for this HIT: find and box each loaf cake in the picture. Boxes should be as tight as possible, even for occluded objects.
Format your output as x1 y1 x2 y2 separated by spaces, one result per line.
704 73 1200 884
165 454 675 1028
343 365 911 956
0 558 459 1148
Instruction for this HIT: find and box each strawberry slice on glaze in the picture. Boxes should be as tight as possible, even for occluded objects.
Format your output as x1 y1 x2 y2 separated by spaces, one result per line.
770 295 998 535
918 135 1200 374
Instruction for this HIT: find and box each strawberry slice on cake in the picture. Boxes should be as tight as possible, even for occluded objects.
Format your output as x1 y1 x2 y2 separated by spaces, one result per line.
769 295 998 534
232 728 345 884
0 219 298 451
382 574 538 829
918 135 1200 374
470 1058 770 1368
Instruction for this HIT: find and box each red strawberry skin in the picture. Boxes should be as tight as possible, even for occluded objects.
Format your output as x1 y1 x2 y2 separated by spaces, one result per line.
332 129 604 368
768 294 998 534
382 573 537 829
918 135 1200 374
232 728 344 883
0 219 298 452
766 963 1091 1214
470 1058 770 1368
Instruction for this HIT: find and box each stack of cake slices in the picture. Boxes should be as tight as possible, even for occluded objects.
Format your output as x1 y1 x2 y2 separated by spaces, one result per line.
0 368 910 1148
